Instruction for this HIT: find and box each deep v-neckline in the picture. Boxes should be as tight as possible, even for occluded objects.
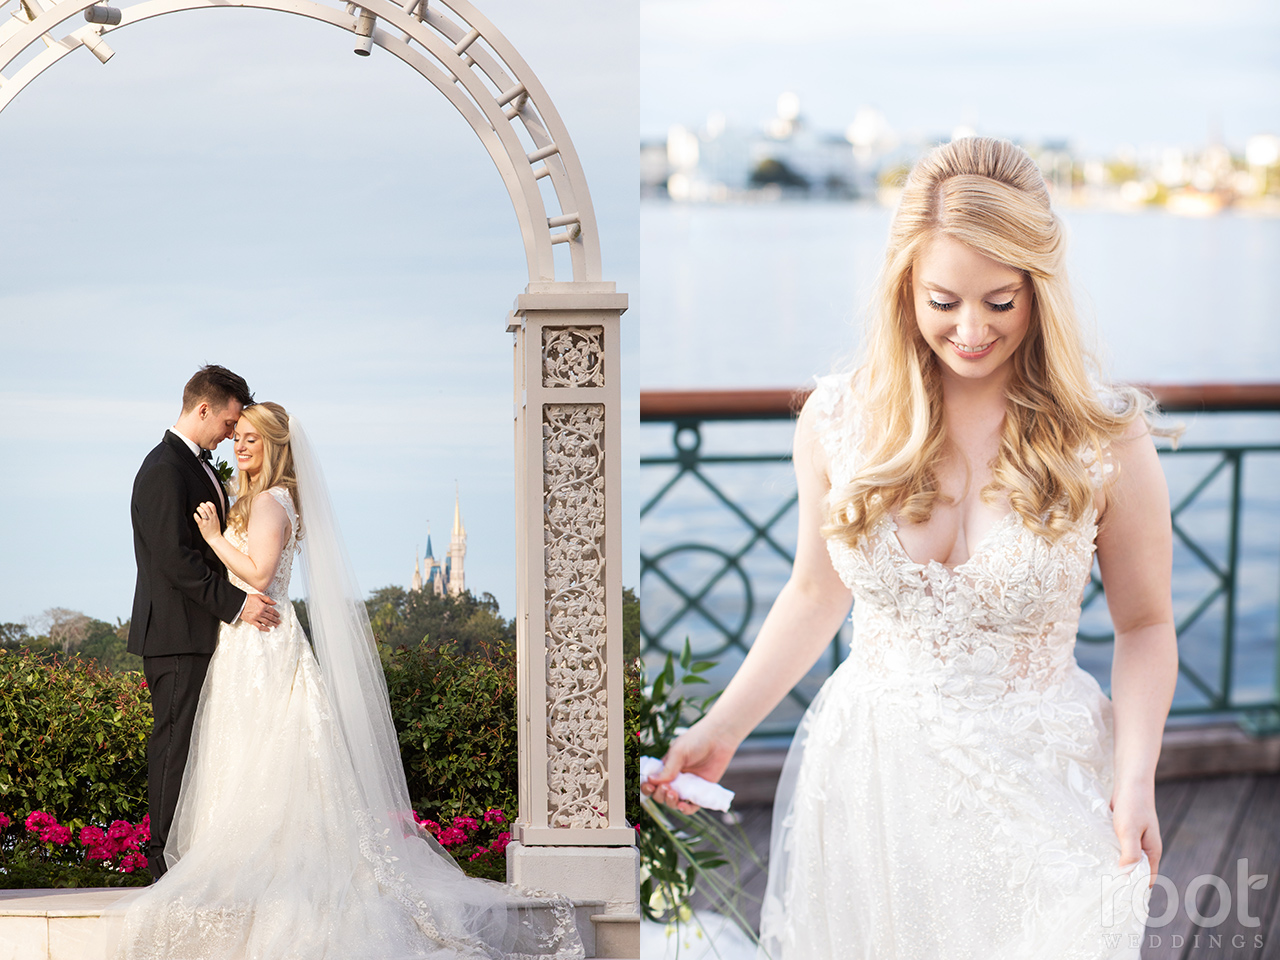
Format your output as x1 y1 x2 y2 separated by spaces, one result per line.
883 510 1021 575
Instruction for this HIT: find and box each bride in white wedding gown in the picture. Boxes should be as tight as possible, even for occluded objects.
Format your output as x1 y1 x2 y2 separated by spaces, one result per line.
102 401 582 960
644 138 1178 959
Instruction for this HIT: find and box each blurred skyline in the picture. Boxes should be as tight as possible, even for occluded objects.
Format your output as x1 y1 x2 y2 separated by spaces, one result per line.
0 1 638 626
641 0 1280 153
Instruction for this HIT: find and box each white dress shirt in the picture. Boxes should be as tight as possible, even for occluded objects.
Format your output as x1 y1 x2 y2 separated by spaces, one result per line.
169 426 226 512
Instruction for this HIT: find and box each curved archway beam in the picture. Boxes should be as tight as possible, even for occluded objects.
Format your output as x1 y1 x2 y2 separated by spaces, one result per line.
0 0 601 282
425 0 602 280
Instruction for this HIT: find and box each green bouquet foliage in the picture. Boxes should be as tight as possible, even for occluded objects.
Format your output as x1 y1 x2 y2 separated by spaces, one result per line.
632 642 764 943
0 650 149 826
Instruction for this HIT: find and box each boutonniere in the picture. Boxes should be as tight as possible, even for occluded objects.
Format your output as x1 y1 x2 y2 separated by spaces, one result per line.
213 458 235 494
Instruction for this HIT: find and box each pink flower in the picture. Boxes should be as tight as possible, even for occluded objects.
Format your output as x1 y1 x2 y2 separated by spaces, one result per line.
24 811 72 845
119 852 148 874
482 808 505 824
80 826 106 847
436 827 468 847
136 815 151 844
452 816 479 833
106 820 133 841
24 811 56 834
468 846 490 861
0 812 10 830
489 831 511 853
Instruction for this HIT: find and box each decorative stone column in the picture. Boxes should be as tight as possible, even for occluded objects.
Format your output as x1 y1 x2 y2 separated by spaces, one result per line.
505 281 637 958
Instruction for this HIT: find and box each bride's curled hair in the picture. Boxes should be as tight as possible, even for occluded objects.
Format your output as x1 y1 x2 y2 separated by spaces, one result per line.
825 137 1157 547
227 401 303 538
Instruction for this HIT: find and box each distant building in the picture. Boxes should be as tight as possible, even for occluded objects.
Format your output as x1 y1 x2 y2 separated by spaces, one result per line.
645 101 1276 213
411 492 467 597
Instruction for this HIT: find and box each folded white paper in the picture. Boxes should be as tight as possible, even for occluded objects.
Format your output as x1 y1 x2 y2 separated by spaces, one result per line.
640 755 735 812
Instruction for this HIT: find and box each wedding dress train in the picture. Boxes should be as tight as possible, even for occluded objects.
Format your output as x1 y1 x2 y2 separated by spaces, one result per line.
757 376 1149 960
104 425 582 960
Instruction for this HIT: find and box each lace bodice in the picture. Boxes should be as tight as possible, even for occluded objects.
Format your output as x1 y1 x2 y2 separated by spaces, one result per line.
810 374 1106 697
225 486 297 605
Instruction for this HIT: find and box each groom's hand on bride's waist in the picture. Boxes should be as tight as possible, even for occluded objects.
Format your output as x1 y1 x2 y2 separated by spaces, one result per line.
241 594 279 631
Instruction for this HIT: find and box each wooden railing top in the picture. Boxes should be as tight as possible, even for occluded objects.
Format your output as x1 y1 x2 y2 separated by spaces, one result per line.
640 383 1280 421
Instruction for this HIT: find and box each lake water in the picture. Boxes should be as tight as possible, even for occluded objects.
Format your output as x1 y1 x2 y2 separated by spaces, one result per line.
639 201 1280 390
638 200 1280 738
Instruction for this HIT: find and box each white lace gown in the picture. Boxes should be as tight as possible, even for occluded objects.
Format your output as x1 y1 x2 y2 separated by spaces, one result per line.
757 377 1149 960
105 487 580 960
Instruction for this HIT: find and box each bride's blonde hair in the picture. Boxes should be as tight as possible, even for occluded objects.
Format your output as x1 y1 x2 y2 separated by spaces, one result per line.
824 137 1155 546
227 401 302 537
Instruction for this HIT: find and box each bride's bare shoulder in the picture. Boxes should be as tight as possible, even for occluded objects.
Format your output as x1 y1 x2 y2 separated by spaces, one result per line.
247 489 290 534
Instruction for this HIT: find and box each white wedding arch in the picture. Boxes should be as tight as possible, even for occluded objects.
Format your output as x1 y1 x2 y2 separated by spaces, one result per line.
0 0 633 953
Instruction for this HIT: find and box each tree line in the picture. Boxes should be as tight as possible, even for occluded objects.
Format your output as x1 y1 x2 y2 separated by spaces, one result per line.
3 586 641 674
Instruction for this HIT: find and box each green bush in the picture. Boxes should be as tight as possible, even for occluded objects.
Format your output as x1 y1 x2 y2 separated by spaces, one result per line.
0 650 149 826
0 642 608 821
0 858 151 889
383 642 519 824
76 620 142 675
366 587 516 655
1 586 644 887
0 810 152 889
387 641 644 833
624 658 642 827
622 587 641 660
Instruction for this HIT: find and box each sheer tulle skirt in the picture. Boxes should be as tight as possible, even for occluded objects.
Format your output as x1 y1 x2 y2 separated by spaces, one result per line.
758 655 1150 960
100 608 579 960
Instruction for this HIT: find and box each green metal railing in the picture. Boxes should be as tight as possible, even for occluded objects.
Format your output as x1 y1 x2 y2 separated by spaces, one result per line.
640 385 1280 738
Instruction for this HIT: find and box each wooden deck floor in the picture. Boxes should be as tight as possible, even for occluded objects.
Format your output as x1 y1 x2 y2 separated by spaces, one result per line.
692 773 1280 959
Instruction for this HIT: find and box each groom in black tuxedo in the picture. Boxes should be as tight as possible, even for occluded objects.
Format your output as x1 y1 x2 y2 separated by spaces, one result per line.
128 364 279 877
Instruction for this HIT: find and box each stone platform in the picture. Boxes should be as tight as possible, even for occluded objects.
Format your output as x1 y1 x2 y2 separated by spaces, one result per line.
0 888 121 960
0 888 639 960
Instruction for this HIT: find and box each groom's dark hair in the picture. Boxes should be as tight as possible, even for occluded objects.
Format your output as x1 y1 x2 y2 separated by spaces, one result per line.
182 364 254 413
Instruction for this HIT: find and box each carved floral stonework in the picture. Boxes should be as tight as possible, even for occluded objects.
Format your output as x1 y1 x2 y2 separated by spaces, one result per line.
542 326 605 388
542 402 608 828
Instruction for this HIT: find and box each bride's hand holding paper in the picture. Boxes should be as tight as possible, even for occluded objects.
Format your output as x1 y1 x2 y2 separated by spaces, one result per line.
641 720 738 814
640 756 735 813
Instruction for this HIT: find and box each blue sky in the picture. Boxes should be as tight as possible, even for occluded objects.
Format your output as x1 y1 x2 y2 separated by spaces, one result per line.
0 1 638 626
641 0 1280 152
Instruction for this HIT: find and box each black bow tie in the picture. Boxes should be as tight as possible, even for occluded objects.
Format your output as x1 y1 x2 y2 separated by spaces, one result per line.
197 449 213 465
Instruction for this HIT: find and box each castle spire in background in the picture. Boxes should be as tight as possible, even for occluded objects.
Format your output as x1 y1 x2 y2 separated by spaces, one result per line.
411 508 466 598
448 483 466 597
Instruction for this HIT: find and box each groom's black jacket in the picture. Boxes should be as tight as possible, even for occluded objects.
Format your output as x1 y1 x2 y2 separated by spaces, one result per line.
127 431 247 657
